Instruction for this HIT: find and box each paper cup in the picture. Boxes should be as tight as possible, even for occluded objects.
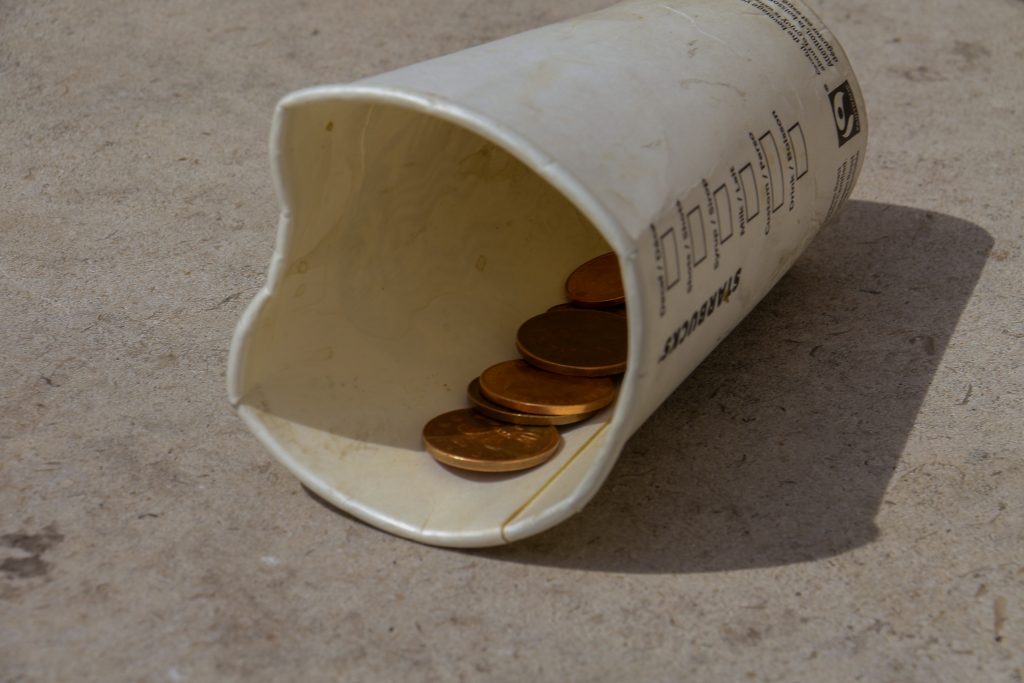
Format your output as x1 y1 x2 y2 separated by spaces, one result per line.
228 0 868 547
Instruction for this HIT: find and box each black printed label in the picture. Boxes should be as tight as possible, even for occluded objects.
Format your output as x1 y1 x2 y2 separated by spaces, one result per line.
829 81 861 147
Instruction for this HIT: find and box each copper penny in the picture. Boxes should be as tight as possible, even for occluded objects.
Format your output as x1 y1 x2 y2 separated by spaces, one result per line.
565 251 625 308
516 309 627 377
422 409 561 473
479 359 617 416
467 378 598 426
549 301 626 318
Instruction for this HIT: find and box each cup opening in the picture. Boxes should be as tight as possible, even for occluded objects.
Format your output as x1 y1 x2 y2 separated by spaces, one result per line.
231 97 622 544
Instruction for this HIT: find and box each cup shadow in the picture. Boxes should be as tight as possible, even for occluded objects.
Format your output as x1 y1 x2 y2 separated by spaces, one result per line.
476 200 993 573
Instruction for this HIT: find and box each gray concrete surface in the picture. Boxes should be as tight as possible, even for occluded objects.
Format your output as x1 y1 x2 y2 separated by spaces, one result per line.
2 0 1021 680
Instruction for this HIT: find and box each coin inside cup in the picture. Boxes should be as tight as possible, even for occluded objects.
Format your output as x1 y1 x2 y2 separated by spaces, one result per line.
479 359 617 416
422 409 561 473
548 301 626 317
516 309 627 377
467 378 599 426
565 251 624 308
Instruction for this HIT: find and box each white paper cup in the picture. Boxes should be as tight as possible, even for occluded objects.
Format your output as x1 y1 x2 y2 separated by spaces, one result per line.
228 0 868 547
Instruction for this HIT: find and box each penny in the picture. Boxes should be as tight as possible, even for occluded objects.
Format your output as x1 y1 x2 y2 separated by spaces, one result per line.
422 409 561 473
479 359 617 415
516 309 627 377
467 378 598 426
565 251 624 308
549 301 627 317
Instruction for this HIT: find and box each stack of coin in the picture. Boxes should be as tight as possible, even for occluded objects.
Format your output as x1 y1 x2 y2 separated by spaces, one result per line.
423 252 627 473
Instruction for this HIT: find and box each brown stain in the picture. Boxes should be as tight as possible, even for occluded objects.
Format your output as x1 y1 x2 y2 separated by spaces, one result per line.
1 523 63 580
952 41 991 70
991 249 1012 262
893 65 944 82
0 556 50 580
722 624 763 646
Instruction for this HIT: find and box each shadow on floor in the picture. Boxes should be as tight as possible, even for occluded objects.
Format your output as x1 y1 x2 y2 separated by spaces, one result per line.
475 200 992 573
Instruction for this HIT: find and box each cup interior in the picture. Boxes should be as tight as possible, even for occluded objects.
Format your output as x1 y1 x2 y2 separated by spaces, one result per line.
231 98 620 545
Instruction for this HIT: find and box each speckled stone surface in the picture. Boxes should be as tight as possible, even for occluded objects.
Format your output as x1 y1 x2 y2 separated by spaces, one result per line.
1 1 1021 681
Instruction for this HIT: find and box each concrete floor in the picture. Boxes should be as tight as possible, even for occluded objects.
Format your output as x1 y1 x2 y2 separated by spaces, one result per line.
2 0 1021 680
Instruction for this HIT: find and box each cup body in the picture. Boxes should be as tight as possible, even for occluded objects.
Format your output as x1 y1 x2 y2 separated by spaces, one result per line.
228 0 868 547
